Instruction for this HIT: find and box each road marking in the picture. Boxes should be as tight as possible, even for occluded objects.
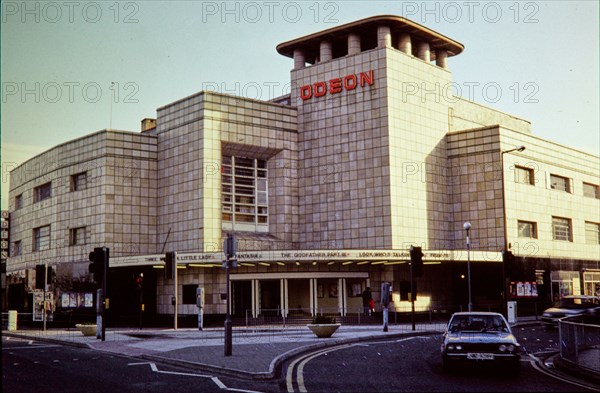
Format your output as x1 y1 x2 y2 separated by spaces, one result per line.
286 337 432 392
287 343 357 393
128 362 262 392
528 354 599 391
2 345 61 350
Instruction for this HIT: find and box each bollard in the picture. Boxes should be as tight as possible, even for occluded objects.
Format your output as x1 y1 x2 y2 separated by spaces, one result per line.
8 310 17 331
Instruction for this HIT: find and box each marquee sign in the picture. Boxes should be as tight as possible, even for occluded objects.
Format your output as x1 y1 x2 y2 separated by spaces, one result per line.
299 70 374 101
110 249 502 268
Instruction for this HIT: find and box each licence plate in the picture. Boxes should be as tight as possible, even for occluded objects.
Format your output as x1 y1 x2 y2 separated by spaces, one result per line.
467 353 494 360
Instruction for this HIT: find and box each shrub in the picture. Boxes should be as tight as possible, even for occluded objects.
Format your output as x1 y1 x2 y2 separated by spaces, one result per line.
312 315 336 324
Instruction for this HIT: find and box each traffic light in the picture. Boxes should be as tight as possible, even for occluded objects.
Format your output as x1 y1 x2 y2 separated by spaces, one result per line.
35 264 45 289
89 247 108 284
410 246 424 277
134 273 143 291
165 251 175 280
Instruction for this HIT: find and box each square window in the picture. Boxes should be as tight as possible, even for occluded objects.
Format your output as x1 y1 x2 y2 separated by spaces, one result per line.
69 227 87 246
71 172 87 191
550 174 570 192
515 166 534 185
585 222 600 245
552 217 572 242
583 183 599 199
518 221 537 238
33 182 52 203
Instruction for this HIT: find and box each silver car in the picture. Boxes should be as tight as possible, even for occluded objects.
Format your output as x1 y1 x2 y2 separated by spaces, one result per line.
441 312 521 373
541 295 600 327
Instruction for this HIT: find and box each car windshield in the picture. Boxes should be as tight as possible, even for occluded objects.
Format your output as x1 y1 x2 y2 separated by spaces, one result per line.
556 297 599 309
449 315 508 332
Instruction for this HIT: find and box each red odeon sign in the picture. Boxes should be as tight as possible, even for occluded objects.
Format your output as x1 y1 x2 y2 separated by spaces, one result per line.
300 70 374 101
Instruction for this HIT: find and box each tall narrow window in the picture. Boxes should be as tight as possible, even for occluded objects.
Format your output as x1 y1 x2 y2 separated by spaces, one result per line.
12 240 22 256
33 182 52 203
222 156 268 232
585 222 600 245
550 174 570 193
552 217 572 242
71 172 87 191
33 225 51 251
15 194 23 210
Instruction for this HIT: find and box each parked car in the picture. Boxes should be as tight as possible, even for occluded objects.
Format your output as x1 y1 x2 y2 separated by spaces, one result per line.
541 295 600 327
441 312 521 374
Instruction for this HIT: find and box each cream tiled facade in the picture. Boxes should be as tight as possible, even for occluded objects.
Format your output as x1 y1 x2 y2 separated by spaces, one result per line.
4 16 599 323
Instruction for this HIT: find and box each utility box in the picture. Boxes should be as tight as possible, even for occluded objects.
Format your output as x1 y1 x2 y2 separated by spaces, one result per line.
8 310 17 331
507 301 517 324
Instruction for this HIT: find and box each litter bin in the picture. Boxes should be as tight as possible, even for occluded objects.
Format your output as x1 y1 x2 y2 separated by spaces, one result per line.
507 301 517 324
8 310 17 331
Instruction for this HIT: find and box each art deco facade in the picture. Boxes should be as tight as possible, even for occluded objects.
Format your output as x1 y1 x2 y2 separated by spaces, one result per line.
4 16 599 323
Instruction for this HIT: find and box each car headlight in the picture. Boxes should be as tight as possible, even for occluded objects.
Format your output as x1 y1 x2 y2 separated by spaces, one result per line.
543 313 551 317
507 344 515 352
456 345 462 350
447 345 454 351
499 344 507 352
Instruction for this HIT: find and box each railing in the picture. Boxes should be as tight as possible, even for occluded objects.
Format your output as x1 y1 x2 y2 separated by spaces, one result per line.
559 315 600 374
241 305 465 327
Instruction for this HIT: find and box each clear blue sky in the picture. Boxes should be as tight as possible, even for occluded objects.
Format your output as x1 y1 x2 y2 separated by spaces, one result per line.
2 1 599 209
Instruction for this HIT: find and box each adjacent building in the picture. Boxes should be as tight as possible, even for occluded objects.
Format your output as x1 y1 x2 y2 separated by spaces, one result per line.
4 16 599 325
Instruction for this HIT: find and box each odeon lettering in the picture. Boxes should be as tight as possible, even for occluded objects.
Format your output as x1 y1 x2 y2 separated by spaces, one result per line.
300 70 374 101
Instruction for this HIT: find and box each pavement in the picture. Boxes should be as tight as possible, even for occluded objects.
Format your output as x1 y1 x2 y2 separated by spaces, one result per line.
4 318 600 385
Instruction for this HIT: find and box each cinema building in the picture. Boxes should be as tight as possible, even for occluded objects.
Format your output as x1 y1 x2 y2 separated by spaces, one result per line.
4 16 600 325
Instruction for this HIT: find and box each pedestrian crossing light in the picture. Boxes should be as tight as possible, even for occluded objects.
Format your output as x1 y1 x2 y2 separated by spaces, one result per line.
135 273 143 291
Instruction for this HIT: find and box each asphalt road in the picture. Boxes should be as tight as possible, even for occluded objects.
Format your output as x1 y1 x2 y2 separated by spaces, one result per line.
283 326 598 392
3 326 597 393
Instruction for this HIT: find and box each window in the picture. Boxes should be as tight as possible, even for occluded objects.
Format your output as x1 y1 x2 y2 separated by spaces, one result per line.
515 166 534 185
550 174 570 192
583 182 599 199
33 225 51 251
585 222 600 245
69 227 87 246
12 241 22 256
222 156 268 231
518 221 537 238
15 194 23 210
33 182 52 202
552 217 572 242
71 172 87 191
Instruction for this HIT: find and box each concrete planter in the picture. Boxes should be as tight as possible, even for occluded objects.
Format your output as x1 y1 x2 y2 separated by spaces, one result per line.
75 324 97 336
307 323 341 338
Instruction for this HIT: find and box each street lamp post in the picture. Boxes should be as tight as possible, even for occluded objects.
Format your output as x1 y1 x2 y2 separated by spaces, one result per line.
463 222 472 312
500 145 526 315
